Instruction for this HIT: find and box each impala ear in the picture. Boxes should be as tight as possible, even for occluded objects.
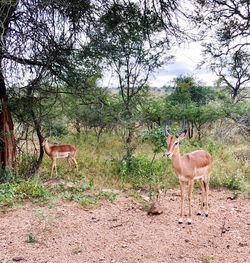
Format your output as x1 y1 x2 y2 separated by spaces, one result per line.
177 130 187 140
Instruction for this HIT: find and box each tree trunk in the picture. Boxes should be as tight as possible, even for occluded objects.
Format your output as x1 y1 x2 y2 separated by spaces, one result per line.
157 117 161 126
149 152 156 179
126 128 133 144
27 110 44 176
188 121 194 139
232 86 239 102
75 118 81 133
197 124 201 141
96 126 104 143
0 69 16 169
0 1 18 171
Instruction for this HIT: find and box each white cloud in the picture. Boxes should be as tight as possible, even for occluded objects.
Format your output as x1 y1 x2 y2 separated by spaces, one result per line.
150 42 218 87
100 42 218 88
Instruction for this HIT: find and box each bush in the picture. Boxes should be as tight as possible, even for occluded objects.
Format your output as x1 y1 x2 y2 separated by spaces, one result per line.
0 167 17 184
0 176 50 206
17 154 38 178
119 154 178 190
50 120 69 137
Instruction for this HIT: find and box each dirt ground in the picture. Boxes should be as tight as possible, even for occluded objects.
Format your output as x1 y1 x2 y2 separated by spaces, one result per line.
0 188 249 263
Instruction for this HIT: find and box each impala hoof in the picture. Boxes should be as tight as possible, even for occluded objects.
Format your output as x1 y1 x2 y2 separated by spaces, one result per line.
197 211 202 216
178 218 183 224
205 212 208 217
188 219 192 225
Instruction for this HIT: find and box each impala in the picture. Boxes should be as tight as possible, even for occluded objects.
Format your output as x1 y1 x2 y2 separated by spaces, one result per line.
41 136 78 177
165 119 213 225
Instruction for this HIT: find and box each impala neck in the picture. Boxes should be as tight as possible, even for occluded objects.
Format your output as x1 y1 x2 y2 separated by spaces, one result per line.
171 146 183 172
43 142 52 155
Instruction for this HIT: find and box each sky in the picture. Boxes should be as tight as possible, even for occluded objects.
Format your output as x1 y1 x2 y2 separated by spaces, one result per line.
149 42 218 87
101 41 218 88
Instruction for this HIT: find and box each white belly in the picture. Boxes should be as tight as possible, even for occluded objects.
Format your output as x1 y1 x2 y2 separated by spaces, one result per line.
178 167 208 181
56 152 70 158
193 175 203 180
179 175 190 182
194 167 209 181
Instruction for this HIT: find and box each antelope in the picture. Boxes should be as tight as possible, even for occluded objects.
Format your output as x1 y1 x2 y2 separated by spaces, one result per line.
165 119 213 225
41 136 78 177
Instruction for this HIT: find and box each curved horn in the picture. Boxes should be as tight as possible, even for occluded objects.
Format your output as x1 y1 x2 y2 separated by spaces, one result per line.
164 118 170 137
175 118 185 137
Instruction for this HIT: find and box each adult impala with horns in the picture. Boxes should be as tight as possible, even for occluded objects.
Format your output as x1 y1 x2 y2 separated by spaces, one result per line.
165 118 212 225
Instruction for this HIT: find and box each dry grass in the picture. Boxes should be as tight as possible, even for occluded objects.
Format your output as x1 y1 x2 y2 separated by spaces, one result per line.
49 131 250 194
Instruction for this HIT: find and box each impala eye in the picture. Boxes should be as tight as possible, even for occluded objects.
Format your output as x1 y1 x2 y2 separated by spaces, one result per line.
174 142 178 145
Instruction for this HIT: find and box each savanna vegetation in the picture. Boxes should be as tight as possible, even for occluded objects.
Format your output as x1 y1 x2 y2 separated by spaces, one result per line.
0 0 249 209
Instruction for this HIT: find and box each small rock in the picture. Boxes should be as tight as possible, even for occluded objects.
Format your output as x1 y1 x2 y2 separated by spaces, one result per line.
147 202 163 215
141 195 150 202
66 182 76 190
91 217 99 222
12 257 24 262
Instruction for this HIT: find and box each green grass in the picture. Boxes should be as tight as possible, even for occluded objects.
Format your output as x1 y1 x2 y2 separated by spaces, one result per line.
0 130 249 208
26 233 38 243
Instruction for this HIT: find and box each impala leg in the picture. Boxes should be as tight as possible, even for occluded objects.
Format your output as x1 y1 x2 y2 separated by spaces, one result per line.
50 164 53 177
72 157 78 170
197 179 205 215
54 158 58 177
204 179 209 217
51 158 57 177
67 156 72 168
187 180 194 225
179 180 185 224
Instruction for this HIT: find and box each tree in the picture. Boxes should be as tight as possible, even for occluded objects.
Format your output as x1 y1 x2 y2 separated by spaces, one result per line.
88 1 172 145
194 0 249 56
140 96 165 129
64 88 120 142
193 0 250 102
0 0 97 172
141 125 167 178
213 50 250 102
215 95 250 139
166 75 218 140
0 0 18 169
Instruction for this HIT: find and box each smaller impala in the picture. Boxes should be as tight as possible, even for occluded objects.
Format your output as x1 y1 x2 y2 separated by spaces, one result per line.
165 119 213 225
41 136 78 177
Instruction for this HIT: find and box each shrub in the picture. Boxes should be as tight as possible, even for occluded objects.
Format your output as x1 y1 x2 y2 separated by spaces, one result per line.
119 154 178 190
0 176 50 206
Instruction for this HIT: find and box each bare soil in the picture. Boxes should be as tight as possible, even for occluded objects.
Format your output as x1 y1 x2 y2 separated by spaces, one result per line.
0 188 249 263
